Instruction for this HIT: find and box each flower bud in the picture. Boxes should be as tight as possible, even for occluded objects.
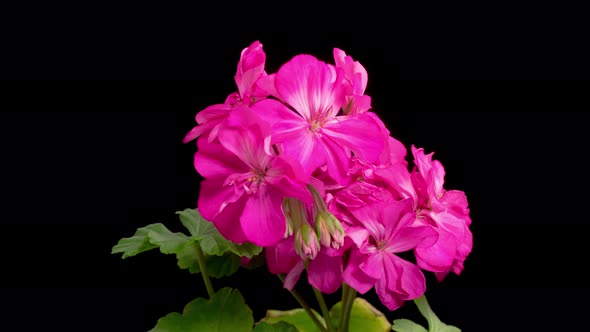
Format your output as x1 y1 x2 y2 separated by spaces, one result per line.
315 210 345 250
295 222 320 260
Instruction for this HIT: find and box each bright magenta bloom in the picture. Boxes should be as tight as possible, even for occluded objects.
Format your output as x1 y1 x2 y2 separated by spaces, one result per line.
266 235 345 294
340 196 437 311
184 40 269 144
406 146 473 280
252 54 386 184
333 48 371 115
194 111 310 246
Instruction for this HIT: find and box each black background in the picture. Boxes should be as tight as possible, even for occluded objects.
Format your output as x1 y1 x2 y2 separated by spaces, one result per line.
2 5 590 332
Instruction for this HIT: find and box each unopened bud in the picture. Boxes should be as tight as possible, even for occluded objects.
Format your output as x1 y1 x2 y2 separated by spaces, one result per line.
315 211 345 250
295 223 320 260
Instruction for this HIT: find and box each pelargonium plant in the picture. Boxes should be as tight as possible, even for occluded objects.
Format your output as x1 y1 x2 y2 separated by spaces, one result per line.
113 40 473 332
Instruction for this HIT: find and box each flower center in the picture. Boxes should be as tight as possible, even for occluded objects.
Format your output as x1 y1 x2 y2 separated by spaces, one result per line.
369 236 388 251
249 168 267 185
310 120 322 133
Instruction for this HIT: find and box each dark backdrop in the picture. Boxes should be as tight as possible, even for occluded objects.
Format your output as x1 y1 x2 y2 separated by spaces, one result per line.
2 8 590 332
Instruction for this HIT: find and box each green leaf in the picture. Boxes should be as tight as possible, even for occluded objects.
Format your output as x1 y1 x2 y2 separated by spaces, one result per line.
176 240 241 277
413 295 461 332
150 287 254 332
176 209 230 255
228 241 264 258
262 308 325 332
146 224 190 254
177 208 263 258
113 209 262 278
253 321 299 332
206 252 241 278
391 319 428 332
111 224 165 258
330 297 391 332
176 241 202 273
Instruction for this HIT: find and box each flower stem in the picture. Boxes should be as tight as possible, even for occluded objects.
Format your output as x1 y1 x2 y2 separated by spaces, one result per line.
313 287 336 332
338 283 357 332
278 275 328 332
194 243 215 298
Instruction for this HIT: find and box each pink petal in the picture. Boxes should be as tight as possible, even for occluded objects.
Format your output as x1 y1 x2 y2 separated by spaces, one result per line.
442 190 471 219
322 112 385 163
388 225 438 253
197 178 243 222
281 128 326 176
193 139 247 179
206 192 249 244
374 165 416 202
359 252 384 279
342 249 377 294
426 210 467 241
391 255 427 300
308 251 343 294
375 277 405 311
235 41 266 100
275 54 343 121
183 121 217 144
414 229 457 273
381 198 415 236
266 237 300 275
254 73 277 99
218 122 272 171
348 204 384 239
195 103 231 123
333 48 368 94
283 261 305 290
320 135 352 184
266 159 312 204
240 186 287 246
345 226 370 248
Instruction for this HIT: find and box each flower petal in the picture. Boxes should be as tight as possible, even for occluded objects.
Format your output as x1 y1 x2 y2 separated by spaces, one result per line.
388 226 438 253
194 138 247 179
203 190 249 244
218 121 271 170
414 229 457 273
322 112 385 163
342 249 377 294
240 186 287 246
283 261 305 290
308 251 343 294
275 54 343 121
391 255 427 300
359 252 384 279
266 237 300 275
197 178 242 222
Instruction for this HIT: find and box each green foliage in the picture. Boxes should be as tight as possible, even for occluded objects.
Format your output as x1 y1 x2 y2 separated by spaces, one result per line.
262 308 326 332
392 295 461 332
149 288 254 332
330 297 391 332
253 321 299 332
112 209 262 278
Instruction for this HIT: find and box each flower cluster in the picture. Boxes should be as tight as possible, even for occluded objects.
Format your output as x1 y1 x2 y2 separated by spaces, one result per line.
185 41 473 311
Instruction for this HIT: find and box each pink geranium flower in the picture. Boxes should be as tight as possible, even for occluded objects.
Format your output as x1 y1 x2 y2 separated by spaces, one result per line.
194 111 310 246
333 48 371 115
341 197 437 311
266 235 345 294
407 146 473 280
252 54 386 184
184 40 269 144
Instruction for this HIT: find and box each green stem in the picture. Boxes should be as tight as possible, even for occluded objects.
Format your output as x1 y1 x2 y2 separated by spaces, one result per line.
194 243 215 298
313 287 336 332
278 275 328 332
338 283 357 332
